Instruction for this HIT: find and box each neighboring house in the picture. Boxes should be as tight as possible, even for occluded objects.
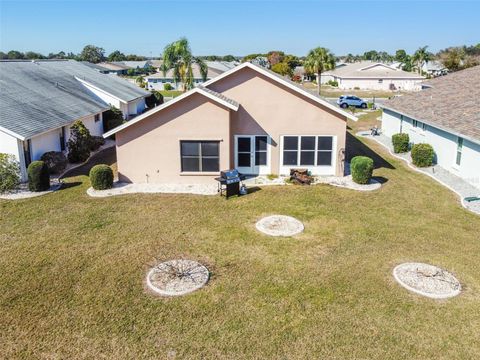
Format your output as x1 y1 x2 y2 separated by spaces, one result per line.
421 60 448 77
381 65 480 190
205 61 240 72
293 66 313 82
112 61 152 71
94 62 130 75
0 60 149 180
104 62 357 185
145 63 224 91
321 61 424 91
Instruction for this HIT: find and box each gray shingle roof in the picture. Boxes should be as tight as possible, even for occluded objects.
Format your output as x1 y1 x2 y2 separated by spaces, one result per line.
0 60 149 139
197 86 239 108
383 65 480 143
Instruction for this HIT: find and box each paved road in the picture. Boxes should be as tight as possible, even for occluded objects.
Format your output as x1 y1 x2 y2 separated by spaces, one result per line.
323 97 386 108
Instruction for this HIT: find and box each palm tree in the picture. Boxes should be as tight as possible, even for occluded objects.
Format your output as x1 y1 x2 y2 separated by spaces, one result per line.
412 46 431 75
304 47 336 95
162 38 208 92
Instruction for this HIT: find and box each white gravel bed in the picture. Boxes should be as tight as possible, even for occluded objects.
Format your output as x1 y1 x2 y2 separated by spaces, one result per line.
256 215 304 237
146 259 209 296
0 182 62 200
243 175 289 186
393 262 461 299
87 182 218 197
314 175 381 191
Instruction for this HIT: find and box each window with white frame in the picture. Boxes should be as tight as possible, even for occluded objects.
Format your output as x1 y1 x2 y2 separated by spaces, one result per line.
456 137 463 166
94 114 100 122
180 141 219 172
283 136 333 167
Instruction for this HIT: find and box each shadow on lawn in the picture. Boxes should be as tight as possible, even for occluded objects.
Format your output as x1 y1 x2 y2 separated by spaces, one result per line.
346 132 394 170
60 147 117 179
59 181 82 190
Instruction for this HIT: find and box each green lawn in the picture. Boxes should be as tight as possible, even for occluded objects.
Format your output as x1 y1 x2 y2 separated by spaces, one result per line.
1 132 479 359
160 90 183 98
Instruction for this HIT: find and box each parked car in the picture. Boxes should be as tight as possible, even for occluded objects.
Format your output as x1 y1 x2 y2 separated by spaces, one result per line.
337 95 368 109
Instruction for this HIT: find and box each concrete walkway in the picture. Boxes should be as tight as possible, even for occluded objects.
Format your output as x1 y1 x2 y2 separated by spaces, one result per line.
357 131 480 215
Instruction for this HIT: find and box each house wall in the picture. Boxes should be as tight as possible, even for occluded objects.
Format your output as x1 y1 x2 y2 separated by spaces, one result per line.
0 131 27 181
208 67 347 176
381 109 480 189
115 92 231 184
336 78 422 91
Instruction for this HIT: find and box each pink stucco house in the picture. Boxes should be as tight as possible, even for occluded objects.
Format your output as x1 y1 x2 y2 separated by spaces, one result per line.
104 63 357 184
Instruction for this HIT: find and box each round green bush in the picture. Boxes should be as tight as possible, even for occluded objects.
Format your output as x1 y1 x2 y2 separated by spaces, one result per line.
411 143 434 167
89 164 113 190
392 133 409 153
163 83 173 91
351 156 374 185
27 161 50 192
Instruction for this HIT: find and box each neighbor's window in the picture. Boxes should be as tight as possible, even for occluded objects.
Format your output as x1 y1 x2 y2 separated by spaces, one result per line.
180 141 219 172
378 79 383 84
94 114 100 122
283 136 333 166
456 137 463 166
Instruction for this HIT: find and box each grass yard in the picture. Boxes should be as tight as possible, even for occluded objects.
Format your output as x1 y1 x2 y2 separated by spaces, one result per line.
1 133 479 359
160 90 183 98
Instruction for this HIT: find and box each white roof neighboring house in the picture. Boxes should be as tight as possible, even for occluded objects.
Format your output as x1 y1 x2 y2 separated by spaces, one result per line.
205 61 240 72
145 63 224 81
421 60 448 73
323 61 424 79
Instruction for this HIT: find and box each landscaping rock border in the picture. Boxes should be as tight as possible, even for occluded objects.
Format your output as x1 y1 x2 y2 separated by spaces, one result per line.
87 182 218 197
314 175 381 191
393 262 461 299
146 259 209 296
0 182 62 200
255 215 304 237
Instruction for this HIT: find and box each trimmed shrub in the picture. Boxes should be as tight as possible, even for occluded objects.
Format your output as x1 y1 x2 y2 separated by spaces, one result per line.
163 83 173 91
0 153 20 193
89 164 113 190
392 133 409 153
40 151 67 174
27 161 50 192
351 156 374 184
89 136 105 151
411 143 434 167
67 120 92 163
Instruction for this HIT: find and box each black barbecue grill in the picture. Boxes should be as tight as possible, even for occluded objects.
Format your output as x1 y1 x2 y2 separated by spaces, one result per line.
215 169 246 198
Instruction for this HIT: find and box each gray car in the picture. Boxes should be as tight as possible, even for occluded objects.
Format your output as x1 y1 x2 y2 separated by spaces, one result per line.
337 95 368 109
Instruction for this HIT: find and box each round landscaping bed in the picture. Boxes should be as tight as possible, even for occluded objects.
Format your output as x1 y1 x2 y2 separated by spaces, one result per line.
393 262 461 299
255 215 304 237
146 259 209 296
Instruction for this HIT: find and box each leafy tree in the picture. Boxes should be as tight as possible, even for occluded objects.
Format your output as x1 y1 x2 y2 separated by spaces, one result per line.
395 49 408 63
363 50 379 61
0 52 8 59
7 50 24 59
0 153 20 193
271 62 293 76
304 47 335 95
126 54 145 61
344 53 355 63
102 106 125 133
162 37 208 92
412 46 432 74
267 51 285 66
284 55 301 69
440 47 465 71
67 120 92 163
241 53 265 63
222 55 236 62
108 50 126 62
80 45 105 63
24 51 45 59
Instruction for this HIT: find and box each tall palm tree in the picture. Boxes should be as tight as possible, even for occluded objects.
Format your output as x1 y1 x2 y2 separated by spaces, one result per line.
412 46 431 75
304 47 336 95
162 38 208 92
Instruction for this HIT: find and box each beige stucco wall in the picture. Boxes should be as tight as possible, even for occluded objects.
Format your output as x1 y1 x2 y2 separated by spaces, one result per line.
115 92 231 184
208 67 347 176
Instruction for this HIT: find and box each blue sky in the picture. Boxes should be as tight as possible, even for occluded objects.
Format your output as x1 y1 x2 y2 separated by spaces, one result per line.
0 0 479 56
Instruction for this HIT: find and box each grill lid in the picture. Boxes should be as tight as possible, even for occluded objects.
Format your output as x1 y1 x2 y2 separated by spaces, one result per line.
220 169 240 179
